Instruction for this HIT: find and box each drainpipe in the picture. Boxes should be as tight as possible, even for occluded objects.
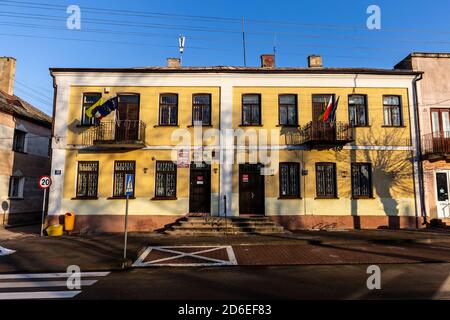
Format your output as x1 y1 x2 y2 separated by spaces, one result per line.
412 73 426 226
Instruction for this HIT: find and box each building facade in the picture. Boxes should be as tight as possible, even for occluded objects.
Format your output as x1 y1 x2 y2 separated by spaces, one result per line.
0 57 52 226
396 52 450 223
48 56 422 233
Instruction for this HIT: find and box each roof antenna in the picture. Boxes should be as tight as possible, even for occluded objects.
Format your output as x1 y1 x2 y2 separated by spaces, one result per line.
273 33 277 55
179 34 186 66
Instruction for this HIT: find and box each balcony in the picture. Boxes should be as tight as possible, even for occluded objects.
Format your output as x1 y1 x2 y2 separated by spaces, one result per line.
82 120 146 150
422 132 450 161
286 121 354 149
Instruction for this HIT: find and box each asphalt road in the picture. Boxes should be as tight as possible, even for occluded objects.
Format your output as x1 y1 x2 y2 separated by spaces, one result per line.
74 263 450 300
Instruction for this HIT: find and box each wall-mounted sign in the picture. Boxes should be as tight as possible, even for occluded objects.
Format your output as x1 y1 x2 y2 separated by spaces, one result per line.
177 150 190 168
197 176 204 185
242 174 249 183
54 170 62 175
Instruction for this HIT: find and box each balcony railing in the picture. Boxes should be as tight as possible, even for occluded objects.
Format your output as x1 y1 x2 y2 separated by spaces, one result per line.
82 120 146 149
422 132 450 160
286 121 354 148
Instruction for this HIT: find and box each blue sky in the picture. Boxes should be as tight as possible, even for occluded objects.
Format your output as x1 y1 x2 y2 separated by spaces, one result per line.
0 0 449 115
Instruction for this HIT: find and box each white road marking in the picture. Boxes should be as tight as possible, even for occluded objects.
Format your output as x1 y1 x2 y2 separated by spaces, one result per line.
0 271 109 280
0 246 15 256
0 291 81 300
433 275 450 300
0 280 97 288
133 246 237 267
0 271 110 300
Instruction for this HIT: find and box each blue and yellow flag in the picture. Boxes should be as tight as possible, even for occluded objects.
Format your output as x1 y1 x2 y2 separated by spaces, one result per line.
85 97 104 118
85 96 119 120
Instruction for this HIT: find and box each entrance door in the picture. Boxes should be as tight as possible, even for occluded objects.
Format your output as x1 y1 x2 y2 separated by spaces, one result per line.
436 171 450 219
116 94 140 141
239 163 265 215
189 162 211 214
431 108 450 153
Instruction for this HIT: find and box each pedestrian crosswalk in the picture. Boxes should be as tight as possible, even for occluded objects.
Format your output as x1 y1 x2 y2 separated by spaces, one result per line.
0 271 110 300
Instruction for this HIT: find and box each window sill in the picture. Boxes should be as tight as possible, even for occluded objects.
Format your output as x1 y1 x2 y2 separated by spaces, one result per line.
151 196 177 200
315 197 339 200
13 150 27 154
76 124 97 128
154 125 179 128
278 196 302 200
350 125 371 128
107 196 136 200
239 124 264 127
8 197 24 200
351 196 375 200
381 125 406 128
71 197 98 200
187 124 213 128
276 125 299 128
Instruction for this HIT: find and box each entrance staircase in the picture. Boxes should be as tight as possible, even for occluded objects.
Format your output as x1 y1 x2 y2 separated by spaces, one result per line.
164 216 287 236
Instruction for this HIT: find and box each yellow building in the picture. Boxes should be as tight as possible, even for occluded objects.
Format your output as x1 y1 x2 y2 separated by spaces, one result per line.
48 55 423 232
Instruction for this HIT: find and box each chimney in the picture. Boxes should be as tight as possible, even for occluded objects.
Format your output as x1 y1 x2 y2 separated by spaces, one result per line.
308 55 323 68
167 58 181 68
0 57 16 95
260 54 275 68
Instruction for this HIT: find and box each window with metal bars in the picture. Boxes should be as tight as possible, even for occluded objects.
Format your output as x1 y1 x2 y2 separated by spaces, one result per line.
279 162 300 198
155 161 177 198
76 161 99 198
351 163 373 198
316 163 337 198
279 95 298 126
192 94 211 125
383 95 403 127
242 94 261 125
159 94 178 125
113 161 135 197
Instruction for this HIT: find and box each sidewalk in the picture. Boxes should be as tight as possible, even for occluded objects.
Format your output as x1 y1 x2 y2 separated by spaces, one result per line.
0 226 449 273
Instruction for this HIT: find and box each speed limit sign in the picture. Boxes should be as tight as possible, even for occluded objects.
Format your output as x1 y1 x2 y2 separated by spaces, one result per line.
38 176 52 189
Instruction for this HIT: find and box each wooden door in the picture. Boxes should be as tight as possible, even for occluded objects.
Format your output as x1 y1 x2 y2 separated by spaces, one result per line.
431 108 450 153
312 94 336 140
189 163 211 214
239 163 265 215
116 94 140 141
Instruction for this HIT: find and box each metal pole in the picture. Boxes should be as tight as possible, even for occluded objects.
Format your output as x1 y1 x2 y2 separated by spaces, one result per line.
40 188 47 236
224 195 227 235
241 17 247 67
123 194 129 263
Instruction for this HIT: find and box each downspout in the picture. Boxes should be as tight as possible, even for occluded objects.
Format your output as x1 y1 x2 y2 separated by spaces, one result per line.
412 73 426 226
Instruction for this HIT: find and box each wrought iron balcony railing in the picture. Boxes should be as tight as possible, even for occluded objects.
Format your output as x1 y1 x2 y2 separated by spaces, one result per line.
82 120 146 149
422 132 450 159
286 121 354 148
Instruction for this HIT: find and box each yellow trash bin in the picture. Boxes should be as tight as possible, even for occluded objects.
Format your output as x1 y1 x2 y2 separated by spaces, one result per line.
46 224 63 236
64 212 75 231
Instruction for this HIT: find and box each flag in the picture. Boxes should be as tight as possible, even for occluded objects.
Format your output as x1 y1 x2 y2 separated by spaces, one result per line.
320 96 334 121
85 97 103 118
90 96 119 120
327 96 340 123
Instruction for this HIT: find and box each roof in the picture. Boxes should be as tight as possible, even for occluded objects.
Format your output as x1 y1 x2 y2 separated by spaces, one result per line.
0 90 52 128
50 66 421 76
407 52 450 59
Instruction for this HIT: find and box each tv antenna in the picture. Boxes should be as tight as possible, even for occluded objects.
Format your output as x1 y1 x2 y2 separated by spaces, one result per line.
179 34 186 65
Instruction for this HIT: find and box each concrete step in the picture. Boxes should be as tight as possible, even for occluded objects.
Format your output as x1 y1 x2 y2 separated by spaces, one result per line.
170 225 285 233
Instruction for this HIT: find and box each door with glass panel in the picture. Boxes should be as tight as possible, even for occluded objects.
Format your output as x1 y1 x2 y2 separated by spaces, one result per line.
435 171 450 219
431 108 450 153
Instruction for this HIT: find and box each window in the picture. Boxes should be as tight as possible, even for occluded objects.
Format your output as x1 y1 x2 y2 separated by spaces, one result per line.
9 176 24 199
113 161 135 197
279 163 300 198
242 94 261 125
349 95 368 126
351 163 373 198
13 129 26 152
316 163 337 198
312 94 334 121
383 95 403 126
279 95 298 126
159 94 178 125
192 94 211 125
155 161 177 198
76 161 99 198
81 93 101 126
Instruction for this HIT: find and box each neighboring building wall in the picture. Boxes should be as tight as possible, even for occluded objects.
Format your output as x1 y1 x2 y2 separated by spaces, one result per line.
48 71 420 232
0 111 51 226
399 54 450 221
